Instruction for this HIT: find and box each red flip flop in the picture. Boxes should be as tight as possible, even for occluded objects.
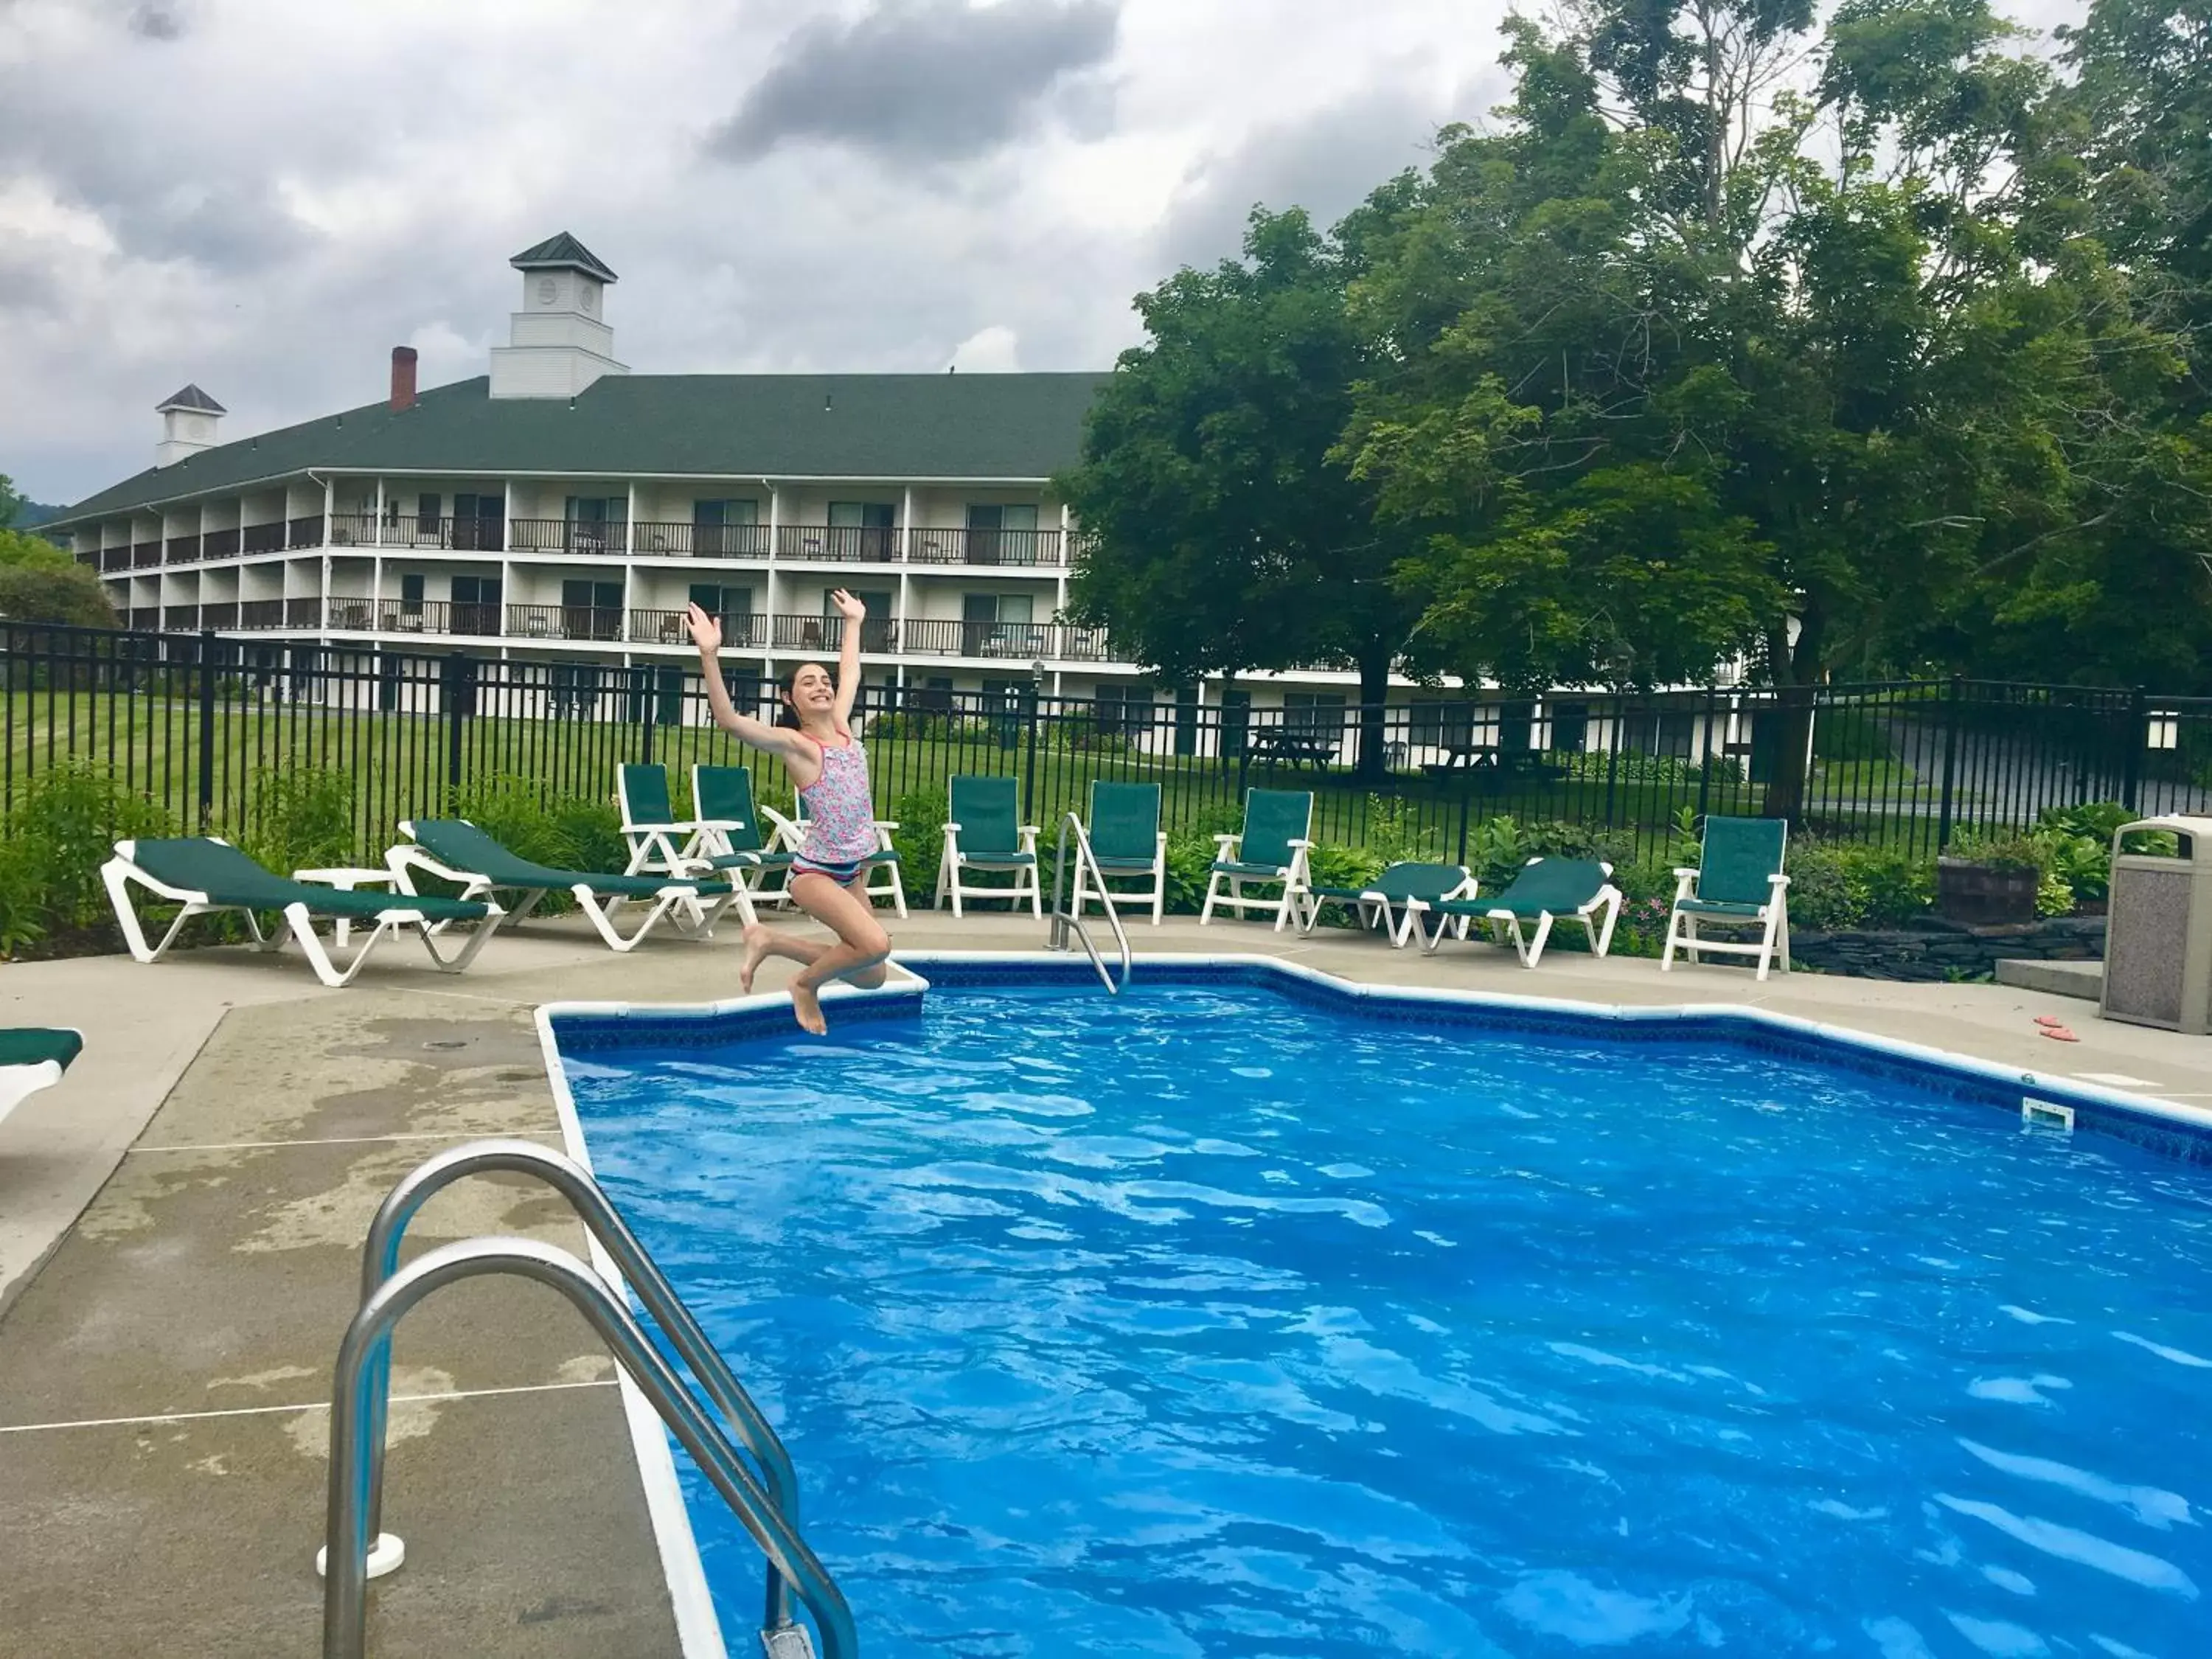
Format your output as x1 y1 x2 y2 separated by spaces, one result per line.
2034 1015 2067 1029
2040 1026 2079 1043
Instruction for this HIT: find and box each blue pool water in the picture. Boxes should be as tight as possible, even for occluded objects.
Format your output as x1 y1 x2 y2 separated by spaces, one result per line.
557 978 2212 1657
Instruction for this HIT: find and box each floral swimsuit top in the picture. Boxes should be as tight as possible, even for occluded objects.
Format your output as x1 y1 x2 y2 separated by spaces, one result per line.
795 728 880 871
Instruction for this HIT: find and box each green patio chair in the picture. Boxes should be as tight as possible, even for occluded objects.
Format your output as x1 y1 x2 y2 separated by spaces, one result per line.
390 818 735 953
0 1027 83 1127
1410 855 1621 967
1300 860 1474 947
1073 781 1166 925
690 764 795 915
616 762 701 877
1663 815 1791 981
1201 789 1314 931
101 835 506 988
773 788 908 917
935 775 1041 918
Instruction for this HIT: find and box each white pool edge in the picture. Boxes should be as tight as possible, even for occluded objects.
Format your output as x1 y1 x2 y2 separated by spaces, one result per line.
532 949 2206 1658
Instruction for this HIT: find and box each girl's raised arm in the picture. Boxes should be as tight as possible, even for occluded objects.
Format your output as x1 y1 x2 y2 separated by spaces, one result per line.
829 588 865 728
687 604 807 758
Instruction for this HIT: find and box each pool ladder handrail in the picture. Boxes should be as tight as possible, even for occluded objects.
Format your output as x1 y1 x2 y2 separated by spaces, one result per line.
1046 811 1132 993
321 1138 849 1659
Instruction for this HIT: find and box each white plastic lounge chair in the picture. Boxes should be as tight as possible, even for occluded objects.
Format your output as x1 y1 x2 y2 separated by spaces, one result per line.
1201 789 1314 931
617 762 703 877
389 818 734 953
1663 815 1792 981
0 1028 83 1128
1408 855 1621 967
1072 781 1167 925
102 836 506 988
763 791 909 917
689 764 793 917
1301 860 1474 946
933 775 1041 918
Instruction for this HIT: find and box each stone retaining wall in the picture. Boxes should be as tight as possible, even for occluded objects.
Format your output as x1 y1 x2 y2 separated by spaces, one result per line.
1790 916 2105 982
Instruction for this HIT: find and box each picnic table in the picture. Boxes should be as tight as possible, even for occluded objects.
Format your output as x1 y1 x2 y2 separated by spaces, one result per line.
1423 745 1565 787
1245 728 1340 772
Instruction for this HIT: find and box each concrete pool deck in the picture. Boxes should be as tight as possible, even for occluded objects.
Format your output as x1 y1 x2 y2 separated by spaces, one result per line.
4 912 2210 1657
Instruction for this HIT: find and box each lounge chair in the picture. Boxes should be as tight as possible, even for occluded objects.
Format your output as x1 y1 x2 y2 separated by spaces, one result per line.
1663 815 1791 981
616 763 701 877
389 818 734 953
764 791 909 917
0 1028 83 1127
102 835 506 988
1200 789 1314 931
934 775 1041 918
1300 860 1474 947
1410 855 1621 967
690 764 796 914
1072 781 1166 925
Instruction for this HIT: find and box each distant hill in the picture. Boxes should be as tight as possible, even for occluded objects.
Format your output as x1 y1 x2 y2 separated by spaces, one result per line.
13 501 63 529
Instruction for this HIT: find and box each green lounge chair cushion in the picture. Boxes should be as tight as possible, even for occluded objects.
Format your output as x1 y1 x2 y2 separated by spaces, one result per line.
129 838 494 922
0 1029 81 1070
1697 817 1787 906
619 763 681 827
1676 897 1770 918
1088 782 1161 863
1212 860 1292 878
1235 789 1312 869
1311 862 1467 906
692 766 773 857
407 821 731 898
706 850 796 872
949 776 1024 858
1092 854 1161 873
1434 857 1608 920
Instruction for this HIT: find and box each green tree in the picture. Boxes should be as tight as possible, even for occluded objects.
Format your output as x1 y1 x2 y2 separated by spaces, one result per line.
0 527 117 627
0 472 26 529
1060 204 1430 775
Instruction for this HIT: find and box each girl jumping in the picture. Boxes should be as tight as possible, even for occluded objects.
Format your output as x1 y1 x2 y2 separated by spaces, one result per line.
686 591 890 1034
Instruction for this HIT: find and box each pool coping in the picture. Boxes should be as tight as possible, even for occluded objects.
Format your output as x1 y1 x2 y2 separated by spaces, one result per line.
531 950 2212 1659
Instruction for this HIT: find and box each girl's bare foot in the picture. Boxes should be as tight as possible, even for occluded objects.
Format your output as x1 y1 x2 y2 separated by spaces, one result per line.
739 922 774 995
788 980 827 1035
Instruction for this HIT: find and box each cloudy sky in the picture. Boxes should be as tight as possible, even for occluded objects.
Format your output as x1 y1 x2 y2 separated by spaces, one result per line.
0 0 2086 507
0 0 1511 504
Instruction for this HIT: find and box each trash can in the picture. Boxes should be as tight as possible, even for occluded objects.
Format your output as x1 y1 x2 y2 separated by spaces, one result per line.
2100 815 2212 1034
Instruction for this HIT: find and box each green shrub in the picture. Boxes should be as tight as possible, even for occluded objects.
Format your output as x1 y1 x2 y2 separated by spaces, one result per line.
243 767 357 875
1362 795 1441 866
888 787 948 882
1785 842 1937 931
0 760 176 954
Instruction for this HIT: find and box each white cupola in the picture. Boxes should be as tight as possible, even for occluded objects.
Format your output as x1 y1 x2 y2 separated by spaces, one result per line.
488 232 629 399
155 384 225 467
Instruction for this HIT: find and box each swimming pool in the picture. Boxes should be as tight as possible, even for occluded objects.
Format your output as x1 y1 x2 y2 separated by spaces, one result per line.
548 959 2212 1658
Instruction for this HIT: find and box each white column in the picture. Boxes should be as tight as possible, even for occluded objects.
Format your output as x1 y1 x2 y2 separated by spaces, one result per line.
373 478 386 547
625 482 637 556
897 484 915 690
765 481 781 670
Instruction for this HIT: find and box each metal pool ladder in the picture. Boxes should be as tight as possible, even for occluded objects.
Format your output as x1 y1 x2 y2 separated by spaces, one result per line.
318 1138 856 1659
1046 810 1132 993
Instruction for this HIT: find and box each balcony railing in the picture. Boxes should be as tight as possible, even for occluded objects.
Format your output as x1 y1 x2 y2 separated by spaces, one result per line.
328 513 383 547
630 522 772 559
506 602 624 642
164 534 201 564
162 603 200 631
237 599 286 629
127 608 160 632
204 527 240 559
370 515 506 552
629 608 767 647
100 546 131 573
287 515 325 550
776 525 898 563
907 526 1064 567
241 522 285 554
132 541 161 569
899 618 1054 661
200 602 239 629
510 518 625 555
768 613 900 653
287 597 321 627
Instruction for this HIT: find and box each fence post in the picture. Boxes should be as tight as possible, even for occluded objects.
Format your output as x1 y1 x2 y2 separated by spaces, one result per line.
196 629 217 830
442 653 467 796
2122 684 2146 811
1602 692 1622 831
1455 776 1471 867
1022 681 1040 825
1696 686 1716 825
1935 674 1963 851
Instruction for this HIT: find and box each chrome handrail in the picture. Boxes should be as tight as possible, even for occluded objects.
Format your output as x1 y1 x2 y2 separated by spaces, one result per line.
1046 812 1131 992
321 1237 857 1659
352 1139 802 1638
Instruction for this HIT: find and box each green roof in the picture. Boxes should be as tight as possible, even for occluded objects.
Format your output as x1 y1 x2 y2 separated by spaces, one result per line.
58 371 1112 523
509 232 619 282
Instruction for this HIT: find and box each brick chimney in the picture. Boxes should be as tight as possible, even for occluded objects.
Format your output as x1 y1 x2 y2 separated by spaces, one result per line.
389 346 418 412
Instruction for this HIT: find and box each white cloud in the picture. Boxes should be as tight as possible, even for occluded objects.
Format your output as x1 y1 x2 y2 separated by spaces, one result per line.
0 0 1516 502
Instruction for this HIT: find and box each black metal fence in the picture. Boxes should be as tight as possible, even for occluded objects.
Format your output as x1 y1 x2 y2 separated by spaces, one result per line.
5 622 2209 869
